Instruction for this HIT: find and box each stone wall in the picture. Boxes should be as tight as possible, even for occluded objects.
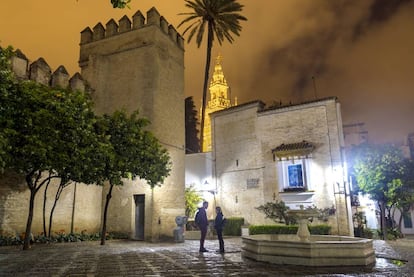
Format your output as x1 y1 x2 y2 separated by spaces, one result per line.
78 7 185 241
10 49 85 91
0 160 102 237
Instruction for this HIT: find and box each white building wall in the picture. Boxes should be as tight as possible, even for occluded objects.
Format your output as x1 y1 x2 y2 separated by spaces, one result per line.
212 102 266 224
210 98 352 235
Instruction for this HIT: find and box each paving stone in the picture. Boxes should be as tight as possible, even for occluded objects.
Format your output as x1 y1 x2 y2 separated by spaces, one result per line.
0 237 413 276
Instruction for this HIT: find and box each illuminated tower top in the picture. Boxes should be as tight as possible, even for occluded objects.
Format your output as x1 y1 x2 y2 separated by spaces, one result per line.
201 54 236 152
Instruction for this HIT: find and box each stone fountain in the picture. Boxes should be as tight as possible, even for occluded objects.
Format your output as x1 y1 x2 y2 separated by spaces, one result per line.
287 206 319 242
242 206 375 267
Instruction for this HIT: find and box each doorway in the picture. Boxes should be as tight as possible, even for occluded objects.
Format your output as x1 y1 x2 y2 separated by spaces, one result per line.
134 194 145 240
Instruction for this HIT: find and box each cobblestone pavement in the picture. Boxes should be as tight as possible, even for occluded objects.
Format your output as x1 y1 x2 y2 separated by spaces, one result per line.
0 237 413 277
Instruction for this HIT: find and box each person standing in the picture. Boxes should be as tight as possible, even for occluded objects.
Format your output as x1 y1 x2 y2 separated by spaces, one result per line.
214 206 226 253
195 201 209 252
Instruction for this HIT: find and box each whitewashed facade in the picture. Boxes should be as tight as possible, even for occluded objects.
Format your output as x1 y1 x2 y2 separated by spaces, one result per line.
186 98 353 236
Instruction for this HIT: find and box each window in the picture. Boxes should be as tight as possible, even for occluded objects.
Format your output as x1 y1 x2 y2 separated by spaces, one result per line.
278 159 310 192
272 141 314 193
403 212 413 229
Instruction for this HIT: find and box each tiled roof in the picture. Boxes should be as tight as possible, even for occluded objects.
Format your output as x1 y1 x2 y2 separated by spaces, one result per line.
261 96 338 113
272 140 314 158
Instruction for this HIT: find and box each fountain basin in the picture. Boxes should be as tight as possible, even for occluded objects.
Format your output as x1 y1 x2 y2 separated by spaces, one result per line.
242 234 375 267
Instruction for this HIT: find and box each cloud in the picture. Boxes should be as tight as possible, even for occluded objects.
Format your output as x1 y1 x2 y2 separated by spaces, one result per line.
207 0 414 143
1 0 412 144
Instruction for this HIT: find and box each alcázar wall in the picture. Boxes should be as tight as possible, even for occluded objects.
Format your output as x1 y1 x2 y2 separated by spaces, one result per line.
1 7 186 242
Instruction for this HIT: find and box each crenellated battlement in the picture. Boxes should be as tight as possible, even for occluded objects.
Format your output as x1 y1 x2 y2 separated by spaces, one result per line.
79 7 184 49
10 48 86 92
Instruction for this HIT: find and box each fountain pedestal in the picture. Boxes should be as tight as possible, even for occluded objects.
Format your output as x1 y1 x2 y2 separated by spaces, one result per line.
287 207 318 242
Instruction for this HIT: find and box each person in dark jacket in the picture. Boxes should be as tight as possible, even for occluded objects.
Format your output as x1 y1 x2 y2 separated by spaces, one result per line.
195 201 209 252
214 206 226 253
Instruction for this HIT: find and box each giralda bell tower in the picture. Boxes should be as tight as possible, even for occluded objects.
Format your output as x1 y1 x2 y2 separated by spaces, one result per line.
201 54 236 152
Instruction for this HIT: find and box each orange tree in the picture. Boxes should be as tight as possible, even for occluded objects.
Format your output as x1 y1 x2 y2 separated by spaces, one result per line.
349 143 411 239
1 77 104 249
95 110 171 245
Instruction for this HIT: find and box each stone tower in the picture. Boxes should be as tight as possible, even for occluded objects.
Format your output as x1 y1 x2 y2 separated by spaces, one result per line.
201 55 235 152
79 7 185 241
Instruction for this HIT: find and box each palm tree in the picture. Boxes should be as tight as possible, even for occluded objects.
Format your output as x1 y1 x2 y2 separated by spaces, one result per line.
178 0 247 152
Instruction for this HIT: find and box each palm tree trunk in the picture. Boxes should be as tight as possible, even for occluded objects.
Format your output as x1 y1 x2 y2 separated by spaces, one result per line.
200 24 214 152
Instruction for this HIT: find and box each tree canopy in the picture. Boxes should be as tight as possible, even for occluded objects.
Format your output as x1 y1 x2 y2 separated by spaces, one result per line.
0 46 16 171
185 185 202 217
348 143 414 239
352 144 404 203
110 0 131 9
1 71 103 249
96 110 171 245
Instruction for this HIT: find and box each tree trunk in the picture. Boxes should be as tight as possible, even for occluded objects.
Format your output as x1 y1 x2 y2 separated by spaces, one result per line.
199 23 214 152
397 208 404 235
48 181 67 237
23 170 41 250
101 184 114 245
379 201 387 240
70 183 77 234
42 179 51 236
23 187 36 250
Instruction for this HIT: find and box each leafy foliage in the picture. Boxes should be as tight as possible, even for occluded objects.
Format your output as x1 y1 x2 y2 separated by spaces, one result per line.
110 0 131 9
249 224 298 235
0 231 128 246
256 201 295 225
393 158 414 229
249 224 331 235
307 205 336 222
256 201 336 225
350 143 405 203
1 71 104 249
96 110 171 245
348 143 414 239
185 185 202 217
0 46 16 171
96 111 171 188
222 217 244 236
178 0 247 47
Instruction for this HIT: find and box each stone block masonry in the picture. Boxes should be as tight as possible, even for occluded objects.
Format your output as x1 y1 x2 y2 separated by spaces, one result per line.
78 7 186 242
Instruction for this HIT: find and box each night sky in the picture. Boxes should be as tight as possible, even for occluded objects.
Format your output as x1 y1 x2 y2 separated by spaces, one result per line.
1 0 413 144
